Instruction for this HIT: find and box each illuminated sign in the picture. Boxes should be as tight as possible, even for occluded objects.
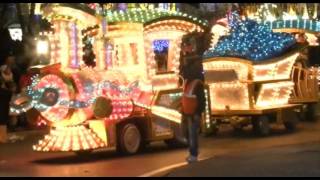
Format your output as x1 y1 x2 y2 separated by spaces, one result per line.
8 24 22 41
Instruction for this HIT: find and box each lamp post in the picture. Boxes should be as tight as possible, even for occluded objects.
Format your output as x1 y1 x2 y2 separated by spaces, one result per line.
35 35 49 65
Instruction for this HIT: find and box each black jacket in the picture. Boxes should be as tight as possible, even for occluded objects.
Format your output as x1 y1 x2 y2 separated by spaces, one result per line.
0 87 12 125
181 56 206 116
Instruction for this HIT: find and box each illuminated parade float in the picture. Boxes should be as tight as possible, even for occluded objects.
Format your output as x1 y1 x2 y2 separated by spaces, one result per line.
8 3 320 154
10 3 208 154
202 11 319 136
244 3 320 79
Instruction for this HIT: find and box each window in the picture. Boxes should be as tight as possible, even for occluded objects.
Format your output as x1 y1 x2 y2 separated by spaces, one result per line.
129 43 139 65
153 39 169 73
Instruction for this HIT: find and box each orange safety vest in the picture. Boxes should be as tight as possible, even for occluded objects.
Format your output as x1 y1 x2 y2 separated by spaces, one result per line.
182 79 202 115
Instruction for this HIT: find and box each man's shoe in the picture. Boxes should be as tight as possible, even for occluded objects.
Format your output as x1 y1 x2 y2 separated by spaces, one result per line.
186 155 198 163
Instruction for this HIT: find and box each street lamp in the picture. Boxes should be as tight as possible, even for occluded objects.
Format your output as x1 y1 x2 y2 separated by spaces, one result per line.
36 39 49 55
8 24 23 41
35 35 50 65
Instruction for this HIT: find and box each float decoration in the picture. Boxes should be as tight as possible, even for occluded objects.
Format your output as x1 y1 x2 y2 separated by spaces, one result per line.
204 12 297 61
244 3 320 46
105 7 208 27
33 125 107 152
10 3 210 153
245 3 319 23
201 10 318 136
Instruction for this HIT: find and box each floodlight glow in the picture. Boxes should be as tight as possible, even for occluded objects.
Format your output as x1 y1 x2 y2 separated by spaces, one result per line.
37 40 49 55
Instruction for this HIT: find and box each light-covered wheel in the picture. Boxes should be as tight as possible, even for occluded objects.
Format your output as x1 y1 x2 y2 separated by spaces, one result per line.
252 115 270 136
118 123 142 155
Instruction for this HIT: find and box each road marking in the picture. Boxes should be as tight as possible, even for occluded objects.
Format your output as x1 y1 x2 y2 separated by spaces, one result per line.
139 157 211 177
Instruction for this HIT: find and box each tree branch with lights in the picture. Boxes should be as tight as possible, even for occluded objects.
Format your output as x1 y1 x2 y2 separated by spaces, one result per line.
204 11 297 61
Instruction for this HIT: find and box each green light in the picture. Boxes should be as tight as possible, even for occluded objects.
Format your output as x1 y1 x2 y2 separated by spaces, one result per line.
105 8 208 26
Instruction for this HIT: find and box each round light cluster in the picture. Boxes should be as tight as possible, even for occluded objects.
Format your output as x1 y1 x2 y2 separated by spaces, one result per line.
108 99 134 120
32 74 72 123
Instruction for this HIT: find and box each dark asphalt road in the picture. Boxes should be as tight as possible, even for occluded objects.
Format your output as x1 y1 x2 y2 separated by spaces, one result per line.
167 142 320 177
0 121 320 176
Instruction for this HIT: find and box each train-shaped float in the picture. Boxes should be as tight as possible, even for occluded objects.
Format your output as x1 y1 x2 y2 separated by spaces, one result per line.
10 4 319 155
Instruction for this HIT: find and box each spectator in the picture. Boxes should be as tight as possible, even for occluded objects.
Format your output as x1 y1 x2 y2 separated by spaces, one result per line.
83 45 96 67
16 62 36 130
180 34 206 163
1 54 18 131
0 65 13 134
1 55 16 91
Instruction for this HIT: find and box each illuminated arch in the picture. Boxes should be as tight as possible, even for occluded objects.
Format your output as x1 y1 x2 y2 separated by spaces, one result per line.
143 18 206 91
144 18 205 34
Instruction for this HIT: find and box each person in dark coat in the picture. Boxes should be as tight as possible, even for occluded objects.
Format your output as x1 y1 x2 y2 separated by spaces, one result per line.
180 34 206 163
1 54 18 131
0 75 12 127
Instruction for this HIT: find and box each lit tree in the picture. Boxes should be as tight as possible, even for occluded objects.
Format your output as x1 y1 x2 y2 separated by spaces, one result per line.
203 11 296 61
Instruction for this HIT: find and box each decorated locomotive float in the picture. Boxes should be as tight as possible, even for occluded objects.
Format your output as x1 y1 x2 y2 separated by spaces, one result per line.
10 3 208 154
10 3 319 154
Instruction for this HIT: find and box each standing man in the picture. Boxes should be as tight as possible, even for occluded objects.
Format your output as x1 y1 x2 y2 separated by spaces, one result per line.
180 34 206 163
0 78 12 143
1 54 18 131
0 55 15 140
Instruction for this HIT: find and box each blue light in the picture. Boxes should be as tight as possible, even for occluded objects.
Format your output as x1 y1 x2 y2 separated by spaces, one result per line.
204 12 297 61
153 40 169 52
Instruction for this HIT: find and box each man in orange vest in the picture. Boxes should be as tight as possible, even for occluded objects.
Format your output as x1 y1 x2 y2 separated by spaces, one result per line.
180 35 205 163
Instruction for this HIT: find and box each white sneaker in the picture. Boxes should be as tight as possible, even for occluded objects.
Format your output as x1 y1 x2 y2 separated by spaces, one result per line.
186 155 198 163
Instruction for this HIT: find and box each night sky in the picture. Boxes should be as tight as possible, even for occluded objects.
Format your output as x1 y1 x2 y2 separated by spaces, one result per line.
187 3 200 8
